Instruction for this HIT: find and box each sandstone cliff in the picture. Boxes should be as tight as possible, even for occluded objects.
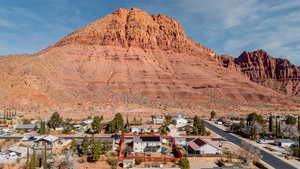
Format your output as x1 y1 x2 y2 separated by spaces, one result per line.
0 8 298 112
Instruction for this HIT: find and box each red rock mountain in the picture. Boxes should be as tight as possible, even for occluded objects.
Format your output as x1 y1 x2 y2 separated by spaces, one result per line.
218 50 300 96
0 8 298 111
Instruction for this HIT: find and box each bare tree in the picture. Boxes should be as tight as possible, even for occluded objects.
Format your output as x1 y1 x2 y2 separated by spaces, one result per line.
281 123 299 138
237 141 262 165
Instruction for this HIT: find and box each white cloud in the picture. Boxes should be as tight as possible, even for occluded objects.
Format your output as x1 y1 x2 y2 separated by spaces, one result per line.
180 0 262 28
0 18 14 28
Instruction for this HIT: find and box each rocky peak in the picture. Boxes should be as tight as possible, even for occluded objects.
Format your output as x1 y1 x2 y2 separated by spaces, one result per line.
51 8 207 54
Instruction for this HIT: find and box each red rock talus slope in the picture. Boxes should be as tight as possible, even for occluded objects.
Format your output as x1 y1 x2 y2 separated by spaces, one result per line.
0 8 297 110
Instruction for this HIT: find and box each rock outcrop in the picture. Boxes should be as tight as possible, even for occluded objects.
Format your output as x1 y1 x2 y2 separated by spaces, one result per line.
0 8 298 112
234 50 300 95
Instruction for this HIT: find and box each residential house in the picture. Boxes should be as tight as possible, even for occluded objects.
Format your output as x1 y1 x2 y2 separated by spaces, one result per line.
15 124 36 132
0 152 19 163
152 115 164 124
34 135 59 151
187 138 222 155
133 136 162 153
83 119 93 125
8 147 30 158
175 115 188 128
168 124 179 137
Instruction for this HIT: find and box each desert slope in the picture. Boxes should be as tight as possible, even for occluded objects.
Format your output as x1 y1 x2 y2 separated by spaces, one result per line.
0 8 298 112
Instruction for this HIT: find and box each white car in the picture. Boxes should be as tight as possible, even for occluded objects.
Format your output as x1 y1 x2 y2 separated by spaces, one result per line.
256 139 267 144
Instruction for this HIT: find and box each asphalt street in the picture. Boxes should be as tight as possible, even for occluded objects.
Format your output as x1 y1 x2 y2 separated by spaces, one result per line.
203 121 297 169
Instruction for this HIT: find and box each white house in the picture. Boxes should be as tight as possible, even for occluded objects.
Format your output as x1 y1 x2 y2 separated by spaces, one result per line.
275 139 295 148
187 138 222 155
83 119 93 125
175 115 188 128
133 136 162 153
152 115 164 124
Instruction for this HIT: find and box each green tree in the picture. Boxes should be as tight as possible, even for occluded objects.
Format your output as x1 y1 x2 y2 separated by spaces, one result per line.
89 141 100 162
22 118 31 124
246 112 264 126
62 126 73 134
193 116 207 135
39 121 48 135
81 136 90 155
160 125 170 135
179 158 190 169
29 149 38 169
297 116 300 131
114 113 124 131
286 115 297 125
107 113 124 133
26 147 30 169
210 111 217 120
269 115 273 132
47 112 63 130
42 143 48 169
70 138 78 154
164 115 176 125
91 116 103 134
106 157 118 168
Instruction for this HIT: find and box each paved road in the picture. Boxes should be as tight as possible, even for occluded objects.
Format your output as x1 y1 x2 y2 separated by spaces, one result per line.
203 121 297 169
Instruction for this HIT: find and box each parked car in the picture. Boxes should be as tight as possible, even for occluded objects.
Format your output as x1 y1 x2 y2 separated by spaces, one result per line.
215 121 223 125
224 122 233 127
256 139 267 144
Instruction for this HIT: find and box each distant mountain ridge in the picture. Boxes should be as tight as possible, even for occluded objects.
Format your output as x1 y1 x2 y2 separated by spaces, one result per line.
218 49 300 96
0 8 299 112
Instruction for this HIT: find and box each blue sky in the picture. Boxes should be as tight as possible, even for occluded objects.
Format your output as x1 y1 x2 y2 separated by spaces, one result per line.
0 0 300 65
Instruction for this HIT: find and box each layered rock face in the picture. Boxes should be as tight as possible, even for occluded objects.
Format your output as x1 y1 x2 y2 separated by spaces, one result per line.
52 8 215 56
234 50 300 95
0 8 298 110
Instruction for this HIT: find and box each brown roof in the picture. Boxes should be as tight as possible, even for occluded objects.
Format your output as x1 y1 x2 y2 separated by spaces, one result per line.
188 138 207 150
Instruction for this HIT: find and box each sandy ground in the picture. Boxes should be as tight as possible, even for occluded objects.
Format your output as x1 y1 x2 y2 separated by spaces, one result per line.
189 157 219 169
76 160 112 169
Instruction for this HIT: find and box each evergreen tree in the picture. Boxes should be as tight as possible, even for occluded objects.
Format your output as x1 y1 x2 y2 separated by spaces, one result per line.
42 144 48 169
160 125 169 135
39 121 47 135
107 113 124 133
91 116 103 134
81 136 90 155
298 116 300 131
115 113 124 131
275 116 278 138
193 116 206 135
179 158 190 169
90 141 100 162
47 112 63 130
70 138 78 154
26 147 30 169
210 111 217 120
29 149 38 169
286 115 297 125
269 115 273 132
